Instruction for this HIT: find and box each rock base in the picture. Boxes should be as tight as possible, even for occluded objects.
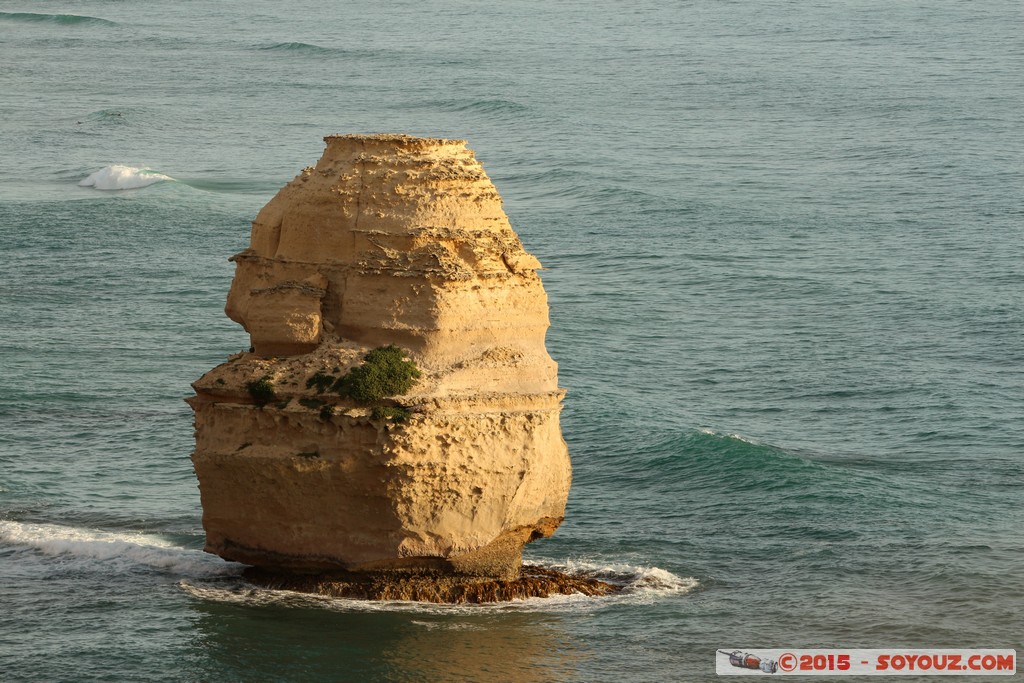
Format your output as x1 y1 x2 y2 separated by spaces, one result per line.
242 565 620 604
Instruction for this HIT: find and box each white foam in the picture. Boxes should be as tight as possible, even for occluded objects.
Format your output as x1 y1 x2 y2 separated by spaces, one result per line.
78 165 172 190
532 557 700 603
410 620 482 631
0 520 243 577
179 558 698 614
699 427 761 445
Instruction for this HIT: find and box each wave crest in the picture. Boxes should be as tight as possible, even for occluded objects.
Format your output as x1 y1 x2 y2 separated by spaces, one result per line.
0 11 116 26
79 165 173 190
258 42 369 57
0 520 242 577
406 98 529 116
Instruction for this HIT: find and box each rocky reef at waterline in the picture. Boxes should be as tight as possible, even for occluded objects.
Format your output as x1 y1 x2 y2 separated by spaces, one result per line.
242 565 618 604
188 134 604 601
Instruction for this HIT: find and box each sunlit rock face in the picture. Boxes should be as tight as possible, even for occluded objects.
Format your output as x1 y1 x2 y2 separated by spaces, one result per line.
189 134 571 579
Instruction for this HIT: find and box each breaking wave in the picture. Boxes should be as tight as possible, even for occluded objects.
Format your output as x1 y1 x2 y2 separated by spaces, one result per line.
180 558 698 614
0 520 242 577
79 165 173 190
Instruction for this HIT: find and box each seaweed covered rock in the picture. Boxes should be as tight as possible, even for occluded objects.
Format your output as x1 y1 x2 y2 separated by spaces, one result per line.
188 134 571 584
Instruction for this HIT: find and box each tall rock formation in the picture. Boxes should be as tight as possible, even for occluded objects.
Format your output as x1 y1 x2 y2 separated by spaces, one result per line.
188 134 572 581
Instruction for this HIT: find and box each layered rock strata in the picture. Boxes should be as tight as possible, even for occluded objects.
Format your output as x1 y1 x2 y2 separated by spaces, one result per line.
189 134 572 584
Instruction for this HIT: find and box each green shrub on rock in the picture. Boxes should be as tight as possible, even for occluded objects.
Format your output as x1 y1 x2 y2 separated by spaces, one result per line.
371 406 411 423
335 345 421 403
246 375 276 407
305 371 336 394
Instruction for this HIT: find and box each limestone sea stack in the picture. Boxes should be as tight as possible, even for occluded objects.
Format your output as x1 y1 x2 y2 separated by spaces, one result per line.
188 134 575 587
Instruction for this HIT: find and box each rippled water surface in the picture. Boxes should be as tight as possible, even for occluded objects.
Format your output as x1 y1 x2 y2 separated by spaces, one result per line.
1 1 1021 680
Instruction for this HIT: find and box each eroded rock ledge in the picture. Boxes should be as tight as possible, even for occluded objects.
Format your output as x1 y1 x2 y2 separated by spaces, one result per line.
189 134 574 592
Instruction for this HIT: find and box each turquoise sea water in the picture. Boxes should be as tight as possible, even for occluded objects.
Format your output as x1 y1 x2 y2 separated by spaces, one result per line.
1 1 1021 680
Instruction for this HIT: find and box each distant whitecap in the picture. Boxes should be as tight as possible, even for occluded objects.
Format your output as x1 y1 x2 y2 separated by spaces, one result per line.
79 165 173 190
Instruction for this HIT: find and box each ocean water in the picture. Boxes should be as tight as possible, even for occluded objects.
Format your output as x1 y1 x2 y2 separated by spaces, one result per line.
1 1 1021 680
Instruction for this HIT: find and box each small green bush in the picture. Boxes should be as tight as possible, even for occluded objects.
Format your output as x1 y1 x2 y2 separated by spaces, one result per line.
319 404 334 421
335 345 421 403
298 398 325 410
306 371 336 394
371 405 411 423
246 375 276 407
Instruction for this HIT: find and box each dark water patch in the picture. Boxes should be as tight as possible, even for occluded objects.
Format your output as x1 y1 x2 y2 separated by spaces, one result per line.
0 11 116 26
